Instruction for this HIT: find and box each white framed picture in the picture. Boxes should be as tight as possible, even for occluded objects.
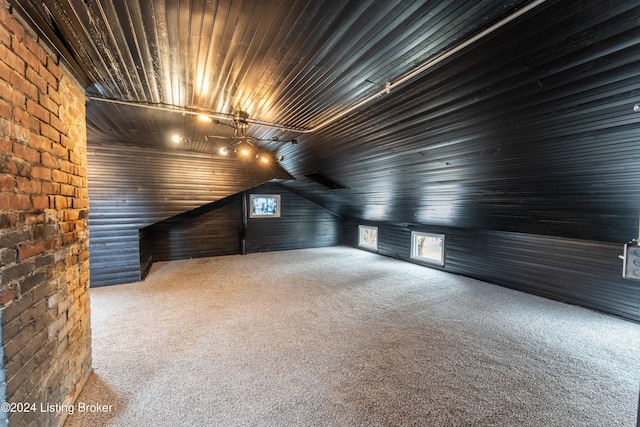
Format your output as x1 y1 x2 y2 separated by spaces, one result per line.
249 194 281 218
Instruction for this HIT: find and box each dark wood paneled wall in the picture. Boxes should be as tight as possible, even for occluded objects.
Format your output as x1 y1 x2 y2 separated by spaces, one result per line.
139 194 243 272
245 183 344 253
88 142 292 286
344 220 640 322
281 0 640 245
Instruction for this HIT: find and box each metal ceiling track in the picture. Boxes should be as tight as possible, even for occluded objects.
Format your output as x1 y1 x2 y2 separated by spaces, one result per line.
86 0 547 135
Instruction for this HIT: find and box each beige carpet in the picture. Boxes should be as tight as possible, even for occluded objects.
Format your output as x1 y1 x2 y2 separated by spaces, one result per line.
64 246 640 426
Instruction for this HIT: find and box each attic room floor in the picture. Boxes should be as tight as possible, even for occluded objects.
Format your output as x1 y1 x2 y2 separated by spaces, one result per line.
65 246 640 426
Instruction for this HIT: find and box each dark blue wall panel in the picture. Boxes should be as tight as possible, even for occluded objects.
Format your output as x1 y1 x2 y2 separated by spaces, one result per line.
344 220 640 322
139 194 243 274
245 183 343 253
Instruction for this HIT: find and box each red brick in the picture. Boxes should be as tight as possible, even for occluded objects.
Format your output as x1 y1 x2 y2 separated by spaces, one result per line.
39 93 58 116
30 166 51 180
25 37 47 66
46 58 63 81
13 143 39 164
51 169 68 184
69 175 83 187
17 240 45 261
0 98 10 119
60 184 74 197
74 166 87 178
0 156 30 177
31 196 48 209
0 284 18 305
0 173 15 191
37 62 56 89
13 108 39 133
41 124 60 144
0 59 9 82
49 195 67 209
0 193 30 210
0 43 25 74
0 79 26 108
46 236 61 251
16 177 40 194
0 213 17 228
59 160 73 174
41 181 59 195
26 99 49 123
24 212 45 225
25 65 46 93
0 20 10 47
63 210 79 222
50 143 67 159
28 134 51 152
11 36 38 74
72 198 88 209
11 69 38 100
47 85 61 105
74 187 87 199
49 114 65 135
0 137 11 153
63 231 78 245
40 152 58 169
0 8 25 42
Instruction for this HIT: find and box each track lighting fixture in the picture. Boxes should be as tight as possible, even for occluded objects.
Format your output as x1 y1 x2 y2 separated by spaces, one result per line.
170 110 290 165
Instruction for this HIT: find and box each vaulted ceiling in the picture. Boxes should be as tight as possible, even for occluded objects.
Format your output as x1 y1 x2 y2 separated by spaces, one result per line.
14 0 640 242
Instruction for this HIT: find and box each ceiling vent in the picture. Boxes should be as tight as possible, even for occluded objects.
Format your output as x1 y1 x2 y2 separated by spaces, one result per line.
304 172 348 190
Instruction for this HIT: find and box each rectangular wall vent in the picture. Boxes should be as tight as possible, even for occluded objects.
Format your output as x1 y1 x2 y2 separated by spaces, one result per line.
304 172 348 189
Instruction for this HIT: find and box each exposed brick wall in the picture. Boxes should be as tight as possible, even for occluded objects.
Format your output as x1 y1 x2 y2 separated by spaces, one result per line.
0 2 91 426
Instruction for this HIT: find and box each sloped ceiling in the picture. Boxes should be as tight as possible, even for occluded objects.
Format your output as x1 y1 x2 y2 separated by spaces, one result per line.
13 0 640 242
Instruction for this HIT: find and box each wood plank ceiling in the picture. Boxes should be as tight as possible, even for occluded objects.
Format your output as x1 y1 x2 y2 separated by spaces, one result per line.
14 0 640 242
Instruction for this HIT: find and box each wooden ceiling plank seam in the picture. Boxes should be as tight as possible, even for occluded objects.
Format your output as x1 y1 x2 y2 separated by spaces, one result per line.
236 0 315 120
294 0 504 123
232 0 288 114
92 1 146 101
205 1 238 111
164 0 182 105
116 1 159 102
262 7 365 125
42 0 124 95
206 0 251 112
81 0 138 99
190 0 217 107
278 0 540 129
269 0 382 124
224 0 271 113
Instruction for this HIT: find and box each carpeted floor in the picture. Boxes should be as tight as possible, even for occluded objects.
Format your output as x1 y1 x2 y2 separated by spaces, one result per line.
64 246 640 426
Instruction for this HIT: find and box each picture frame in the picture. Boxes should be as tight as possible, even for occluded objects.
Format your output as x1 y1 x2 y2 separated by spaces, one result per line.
249 194 281 218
